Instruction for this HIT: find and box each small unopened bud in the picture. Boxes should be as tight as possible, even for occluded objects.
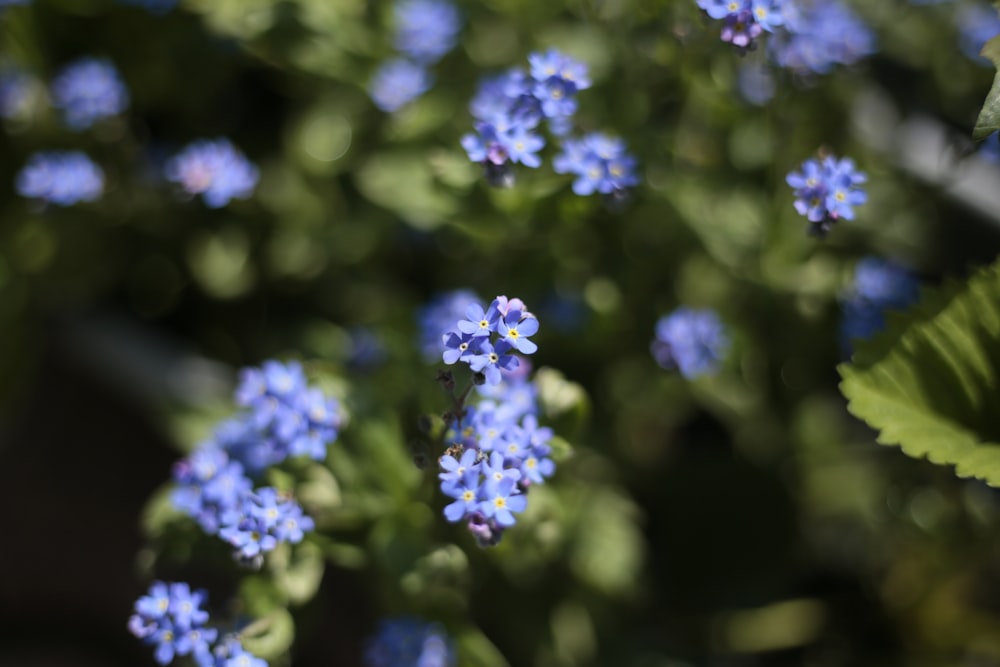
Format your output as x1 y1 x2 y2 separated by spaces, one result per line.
416 414 433 434
441 410 455 425
472 371 486 386
436 370 456 393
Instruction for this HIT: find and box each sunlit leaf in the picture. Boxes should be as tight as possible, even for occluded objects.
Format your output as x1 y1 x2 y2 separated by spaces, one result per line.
838 260 1000 484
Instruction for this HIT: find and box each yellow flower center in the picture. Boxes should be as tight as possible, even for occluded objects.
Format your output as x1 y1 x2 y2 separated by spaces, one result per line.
494 496 507 509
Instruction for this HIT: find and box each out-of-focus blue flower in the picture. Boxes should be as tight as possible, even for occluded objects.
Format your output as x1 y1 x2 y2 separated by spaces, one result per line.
128 581 217 667
165 138 259 208
369 58 432 112
770 0 875 74
651 307 729 379
213 640 269 667
0 69 36 119
736 61 776 105
50 58 129 130
956 3 1000 64
393 0 461 65
978 132 1000 163
16 151 104 206
417 289 481 361
786 153 867 236
553 133 639 197
119 0 177 13
218 487 314 560
840 257 921 351
364 616 455 667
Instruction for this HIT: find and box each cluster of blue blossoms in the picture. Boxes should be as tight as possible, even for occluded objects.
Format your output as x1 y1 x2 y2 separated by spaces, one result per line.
651 307 730 379
840 257 920 352
695 0 784 50
51 57 130 129
440 362 556 546
129 581 267 667
441 295 539 385
697 0 876 77
786 153 867 237
462 50 638 197
165 138 260 208
4 54 257 208
171 360 339 563
364 616 455 667
16 151 104 206
369 0 461 112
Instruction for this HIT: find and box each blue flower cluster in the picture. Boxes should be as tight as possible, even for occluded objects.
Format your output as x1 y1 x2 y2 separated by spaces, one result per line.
554 133 640 197
171 360 339 562
769 0 876 75
165 138 260 208
16 151 104 206
695 0 785 51
128 581 267 667
462 50 639 197
650 307 729 379
441 295 538 385
364 616 455 667
840 257 920 351
786 153 867 237
697 0 875 77
393 0 462 65
438 363 556 546
51 57 130 130
369 0 461 112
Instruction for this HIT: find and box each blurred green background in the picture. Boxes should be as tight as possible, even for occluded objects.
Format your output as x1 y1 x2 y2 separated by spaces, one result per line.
3 1 1000 666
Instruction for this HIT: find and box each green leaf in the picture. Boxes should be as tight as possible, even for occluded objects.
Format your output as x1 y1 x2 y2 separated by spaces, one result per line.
838 260 1000 484
239 608 296 662
270 542 326 606
974 35 1000 141
454 626 511 667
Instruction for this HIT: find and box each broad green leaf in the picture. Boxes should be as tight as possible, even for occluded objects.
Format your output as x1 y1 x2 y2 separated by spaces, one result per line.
974 35 1000 141
838 260 1000 484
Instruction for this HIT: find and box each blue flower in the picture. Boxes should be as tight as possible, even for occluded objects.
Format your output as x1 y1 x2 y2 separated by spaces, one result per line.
840 257 920 350
696 0 747 21
214 640 269 667
478 476 527 527
165 138 259 208
16 151 104 206
50 58 129 130
438 448 480 491
553 133 639 196
442 468 483 522
957 3 1000 64
364 616 455 667
750 0 784 31
468 340 520 386
651 307 729 379
393 0 461 65
769 0 875 74
786 153 867 235
128 581 217 667
369 58 432 112
497 311 539 354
